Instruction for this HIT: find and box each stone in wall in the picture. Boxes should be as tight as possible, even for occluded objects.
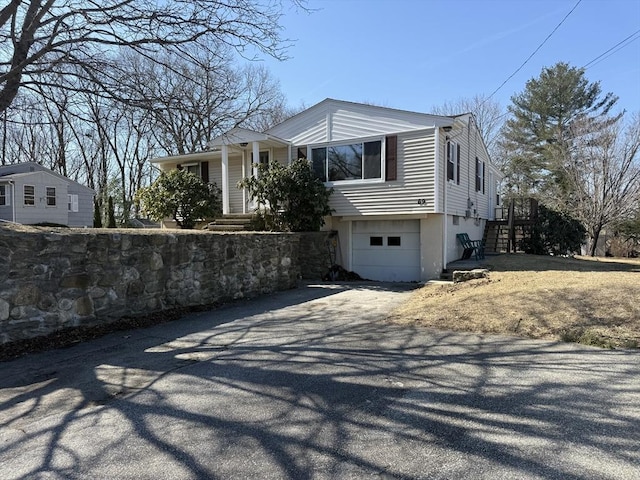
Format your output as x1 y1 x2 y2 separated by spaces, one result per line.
0 225 333 345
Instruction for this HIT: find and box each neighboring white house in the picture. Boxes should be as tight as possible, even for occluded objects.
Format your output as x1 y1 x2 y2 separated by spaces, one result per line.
150 98 501 281
0 162 95 227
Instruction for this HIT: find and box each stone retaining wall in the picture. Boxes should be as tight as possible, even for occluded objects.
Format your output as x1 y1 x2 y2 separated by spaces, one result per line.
0 228 333 344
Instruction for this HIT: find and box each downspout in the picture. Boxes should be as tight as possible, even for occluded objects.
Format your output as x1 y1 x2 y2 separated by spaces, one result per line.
433 127 447 271
10 180 15 222
440 128 448 272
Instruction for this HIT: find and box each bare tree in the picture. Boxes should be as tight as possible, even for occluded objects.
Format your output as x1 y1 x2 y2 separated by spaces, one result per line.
430 94 505 158
0 0 305 114
562 113 640 255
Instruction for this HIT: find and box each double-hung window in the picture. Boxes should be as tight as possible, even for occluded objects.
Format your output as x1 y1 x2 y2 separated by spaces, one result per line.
46 187 56 206
311 140 382 182
24 185 35 206
0 185 7 206
447 141 460 184
475 157 485 193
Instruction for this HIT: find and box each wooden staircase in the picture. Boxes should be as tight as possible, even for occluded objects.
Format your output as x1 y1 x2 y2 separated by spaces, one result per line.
206 214 254 232
482 198 539 254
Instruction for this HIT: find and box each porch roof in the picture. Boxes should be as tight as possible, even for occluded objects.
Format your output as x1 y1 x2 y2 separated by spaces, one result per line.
207 127 291 149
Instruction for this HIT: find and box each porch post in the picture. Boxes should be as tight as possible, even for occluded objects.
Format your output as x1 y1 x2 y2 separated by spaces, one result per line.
241 150 247 214
221 144 230 215
252 141 259 179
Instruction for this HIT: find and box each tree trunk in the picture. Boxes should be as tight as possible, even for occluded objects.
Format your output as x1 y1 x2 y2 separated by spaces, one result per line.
589 228 602 257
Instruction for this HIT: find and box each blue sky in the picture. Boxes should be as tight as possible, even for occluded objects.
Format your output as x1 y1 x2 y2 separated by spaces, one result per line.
262 0 640 115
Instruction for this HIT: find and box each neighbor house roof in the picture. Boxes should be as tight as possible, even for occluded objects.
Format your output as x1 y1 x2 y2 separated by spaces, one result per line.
0 162 94 193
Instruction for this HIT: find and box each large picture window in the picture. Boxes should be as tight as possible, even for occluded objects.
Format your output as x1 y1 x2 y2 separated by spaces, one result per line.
312 140 382 182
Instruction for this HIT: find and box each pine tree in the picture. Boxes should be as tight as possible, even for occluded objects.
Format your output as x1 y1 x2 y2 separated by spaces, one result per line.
93 199 102 228
107 196 117 228
500 62 619 200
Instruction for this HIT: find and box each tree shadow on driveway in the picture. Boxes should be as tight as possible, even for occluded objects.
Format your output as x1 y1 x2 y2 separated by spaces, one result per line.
0 282 639 479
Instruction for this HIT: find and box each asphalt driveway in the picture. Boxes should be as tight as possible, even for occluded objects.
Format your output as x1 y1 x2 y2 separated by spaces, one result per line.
1 282 639 479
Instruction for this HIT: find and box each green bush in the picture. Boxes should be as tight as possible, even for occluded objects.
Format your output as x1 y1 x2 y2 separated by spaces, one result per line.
521 205 586 255
136 169 222 229
239 159 333 232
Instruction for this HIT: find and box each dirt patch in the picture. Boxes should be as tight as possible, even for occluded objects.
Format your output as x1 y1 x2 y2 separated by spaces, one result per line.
389 254 640 349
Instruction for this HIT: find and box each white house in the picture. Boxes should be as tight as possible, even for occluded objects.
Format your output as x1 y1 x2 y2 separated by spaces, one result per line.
0 162 95 227
150 99 501 281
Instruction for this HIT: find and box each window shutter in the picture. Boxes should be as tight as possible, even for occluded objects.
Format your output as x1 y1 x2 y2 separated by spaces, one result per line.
200 161 209 183
482 162 486 194
456 144 461 185
385 135 397 181
446 142 454 181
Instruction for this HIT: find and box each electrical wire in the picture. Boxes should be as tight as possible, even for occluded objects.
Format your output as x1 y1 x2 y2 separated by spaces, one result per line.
483 0 582 104
582 29 640 70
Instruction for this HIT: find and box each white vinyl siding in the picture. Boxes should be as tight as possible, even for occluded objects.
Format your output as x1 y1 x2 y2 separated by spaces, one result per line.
268 99 451 146
228 155 244 214
328 131 437 216
445 118 492 219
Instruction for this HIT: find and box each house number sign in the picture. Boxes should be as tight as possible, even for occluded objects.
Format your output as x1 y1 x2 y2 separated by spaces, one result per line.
417 199 427 205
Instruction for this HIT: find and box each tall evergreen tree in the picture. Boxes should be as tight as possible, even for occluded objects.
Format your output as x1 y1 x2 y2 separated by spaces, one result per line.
500 62 619 199
107 196 117 228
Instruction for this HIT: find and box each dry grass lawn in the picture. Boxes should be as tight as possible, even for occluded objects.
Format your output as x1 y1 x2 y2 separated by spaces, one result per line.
389 254 640 349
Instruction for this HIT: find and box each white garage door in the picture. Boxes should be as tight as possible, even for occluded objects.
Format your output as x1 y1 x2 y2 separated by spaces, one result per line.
352 220 421 282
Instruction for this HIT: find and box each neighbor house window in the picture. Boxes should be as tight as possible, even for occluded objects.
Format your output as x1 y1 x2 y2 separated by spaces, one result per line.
68 194 79 212
475 157 485 193
312 140 382 182
0 185 7 206
447 141 460 184
46 187 56 206
24 185 35 206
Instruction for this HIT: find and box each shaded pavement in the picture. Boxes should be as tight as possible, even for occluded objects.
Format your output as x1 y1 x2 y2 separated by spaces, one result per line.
1 282 639 479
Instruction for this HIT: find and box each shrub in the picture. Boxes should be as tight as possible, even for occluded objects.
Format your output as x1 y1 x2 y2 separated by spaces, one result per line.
521 205 586 255
239 159 333 232
136 169 222 229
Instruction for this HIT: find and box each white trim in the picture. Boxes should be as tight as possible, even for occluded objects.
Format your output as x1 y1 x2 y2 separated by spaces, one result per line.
221 145 229 215
241 149 247 214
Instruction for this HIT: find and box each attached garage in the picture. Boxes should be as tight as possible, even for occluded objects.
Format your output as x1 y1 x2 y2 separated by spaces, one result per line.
352 220 421 282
